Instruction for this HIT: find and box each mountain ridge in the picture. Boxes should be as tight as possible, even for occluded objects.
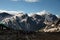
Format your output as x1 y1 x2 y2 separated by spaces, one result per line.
0 11 60 32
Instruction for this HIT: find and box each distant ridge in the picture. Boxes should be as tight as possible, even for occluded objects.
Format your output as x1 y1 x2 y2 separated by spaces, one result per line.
0 10 60 32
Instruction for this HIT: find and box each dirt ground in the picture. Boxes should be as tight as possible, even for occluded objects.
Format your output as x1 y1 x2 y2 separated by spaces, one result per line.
0 30 60 40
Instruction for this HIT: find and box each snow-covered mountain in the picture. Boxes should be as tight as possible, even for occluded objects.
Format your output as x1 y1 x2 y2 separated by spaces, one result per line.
0 12 13 21
2 13 46 32
37 10 58 23
0 10 60 32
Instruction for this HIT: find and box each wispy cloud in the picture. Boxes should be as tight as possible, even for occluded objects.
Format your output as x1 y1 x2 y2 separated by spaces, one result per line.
56 15 60 18
11 0 20 2
0 10 23 15
24 0 39 2
11 0 39 2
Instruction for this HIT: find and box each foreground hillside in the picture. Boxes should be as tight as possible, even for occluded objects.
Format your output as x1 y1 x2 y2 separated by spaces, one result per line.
0 30 60 40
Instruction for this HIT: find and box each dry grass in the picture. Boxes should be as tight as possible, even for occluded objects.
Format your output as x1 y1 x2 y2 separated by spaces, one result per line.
0 30 60 40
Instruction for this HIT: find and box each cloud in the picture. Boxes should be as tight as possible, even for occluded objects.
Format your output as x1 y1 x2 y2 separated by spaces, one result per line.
56 15 60 18
24 0 39 2
36 10 51 15
0 10 23 15
11 0 39 2
11 0 19 2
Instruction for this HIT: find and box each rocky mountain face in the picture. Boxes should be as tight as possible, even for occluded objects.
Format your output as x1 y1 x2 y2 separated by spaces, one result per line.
2 13 46 32
0 12 13 21
36 11 60 32
37 10 58 23
42 18 60 32
0 11 60 32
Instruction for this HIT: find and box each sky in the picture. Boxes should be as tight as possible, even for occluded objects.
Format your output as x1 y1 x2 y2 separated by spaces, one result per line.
0 0 60 15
